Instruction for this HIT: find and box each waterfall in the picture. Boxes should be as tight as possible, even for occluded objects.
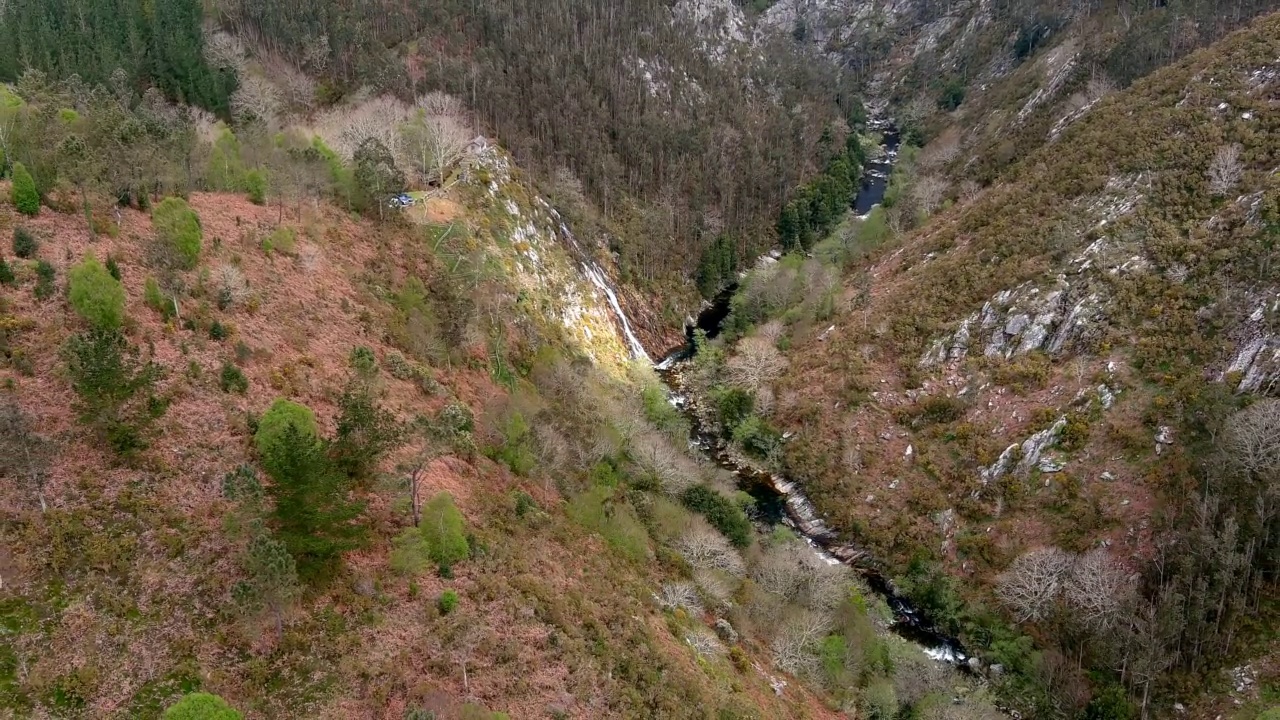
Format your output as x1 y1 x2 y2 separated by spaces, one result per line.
578 258 652 363
550 212 652 363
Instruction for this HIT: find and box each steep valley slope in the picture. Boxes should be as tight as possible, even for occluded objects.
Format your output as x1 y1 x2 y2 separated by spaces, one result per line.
690 11 1280 719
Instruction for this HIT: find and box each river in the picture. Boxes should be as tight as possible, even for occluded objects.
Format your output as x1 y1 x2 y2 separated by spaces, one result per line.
652 120 975 668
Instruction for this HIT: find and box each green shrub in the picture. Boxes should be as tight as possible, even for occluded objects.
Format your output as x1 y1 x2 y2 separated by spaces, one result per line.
246 169 267 205
254 399 319 473
153 197 203 270
861 679 898 720
12 227 37 258
0 256 13 285
992 352 1053 394
731 414 783 459
642 384 688 440
349 345 378 377
68 253 126 330
714 387 755 431
512 490 538 517
10 162 39 216
105 255 122 281
898 395 967 427
486 410 535 475
163 693 242 720
263 226 295 256
143 276 176 319
34 260 55 300
389 527 432 575
209 321 228 341
567 485 650 561
220 362 249 393
1081 685 1134 720
420 492 469 570
680 484 753 548
437 589 459 615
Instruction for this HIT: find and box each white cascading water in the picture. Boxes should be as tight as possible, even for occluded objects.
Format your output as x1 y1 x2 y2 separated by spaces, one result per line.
550 212 652 363
578 257 652 363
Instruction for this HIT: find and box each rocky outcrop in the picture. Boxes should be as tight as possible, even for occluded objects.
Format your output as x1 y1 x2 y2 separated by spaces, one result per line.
980 416 1067 485
921 280 1104 366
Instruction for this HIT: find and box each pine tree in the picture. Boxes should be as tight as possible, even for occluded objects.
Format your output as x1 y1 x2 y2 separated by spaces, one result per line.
264 423 367 583
0 256 13 286
331 380 402 483
10 161 38 216
232 531 300 638
62 328 167 456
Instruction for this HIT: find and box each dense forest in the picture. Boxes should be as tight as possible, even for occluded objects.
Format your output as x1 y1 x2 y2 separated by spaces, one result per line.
0 0 236 114
211 0 859 289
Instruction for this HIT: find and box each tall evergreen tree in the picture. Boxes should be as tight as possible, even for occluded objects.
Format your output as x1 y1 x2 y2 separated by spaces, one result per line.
264 423 367 583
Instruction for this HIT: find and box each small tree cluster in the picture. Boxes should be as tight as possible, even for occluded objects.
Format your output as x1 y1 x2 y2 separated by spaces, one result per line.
259 417 367 583
997 546 1130 628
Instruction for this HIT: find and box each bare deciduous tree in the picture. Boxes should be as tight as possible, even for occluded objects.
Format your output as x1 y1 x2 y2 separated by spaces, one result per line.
399 92 472 185
770 611 831 675
659 582 703 615
1207 144 1243 197
911 175 949 216
1063 549 1130 631
214 264 250 308
316 95 410 162
260 51 316 113
631 429 698 495
677 520 746 576
693 568 736 606
1223 398 1280 475
204 31 248 75
685 628 724 657
752 542 809 599
231 75 281 125
920 127 961 169
1086 70 1115 103
996 547 1072 622
727 336 787 393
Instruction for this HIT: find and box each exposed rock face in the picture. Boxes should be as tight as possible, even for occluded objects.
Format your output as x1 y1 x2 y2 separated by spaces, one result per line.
922 280 1104 366
980 416 1067 485
1220 294 1280 394
467 145 637 370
